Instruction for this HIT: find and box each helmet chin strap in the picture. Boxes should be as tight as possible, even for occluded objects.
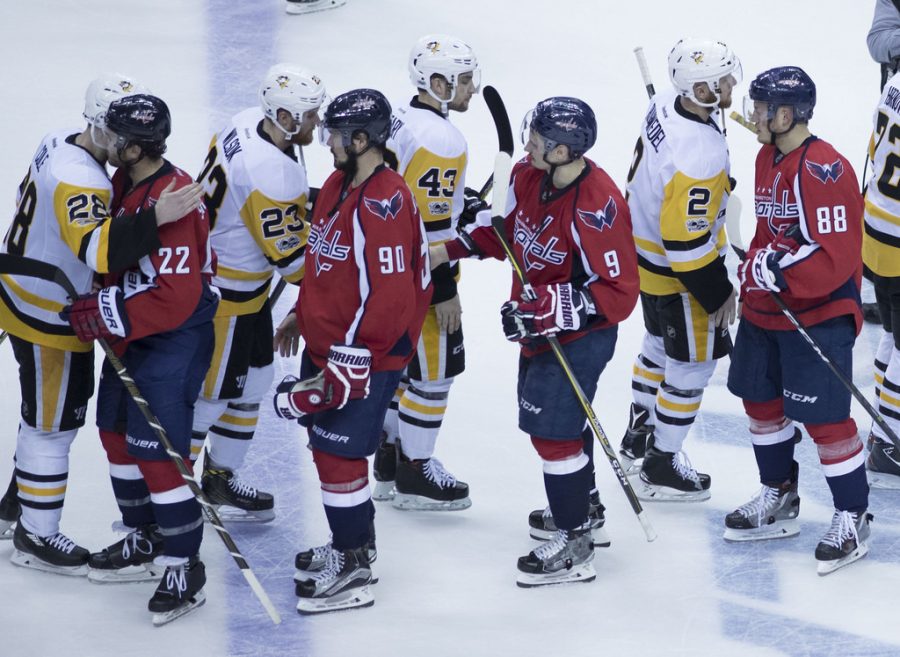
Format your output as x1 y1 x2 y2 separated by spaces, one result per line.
425 82 456 116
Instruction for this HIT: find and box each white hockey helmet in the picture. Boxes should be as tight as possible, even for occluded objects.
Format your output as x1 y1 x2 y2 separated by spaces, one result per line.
259 63 327 137
668 38 742 107
408 34 480 107
83 73 148 127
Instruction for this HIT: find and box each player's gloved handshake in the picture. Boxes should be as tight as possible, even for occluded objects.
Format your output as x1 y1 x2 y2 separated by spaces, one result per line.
273 344 372 420
60 286 131 343
501 283 593 341
739 224 805 294
458 187 488 228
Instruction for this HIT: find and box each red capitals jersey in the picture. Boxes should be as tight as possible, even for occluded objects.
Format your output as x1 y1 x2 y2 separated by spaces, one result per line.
108 162 217 341
298 165 431 371
743 138 863 332
449 157 639 354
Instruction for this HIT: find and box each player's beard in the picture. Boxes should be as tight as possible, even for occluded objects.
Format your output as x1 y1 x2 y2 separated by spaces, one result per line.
335 151 358 179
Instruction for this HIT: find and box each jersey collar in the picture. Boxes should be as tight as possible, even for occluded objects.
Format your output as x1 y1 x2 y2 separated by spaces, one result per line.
674 96 721 133
257 120 298 161
410 96 446 119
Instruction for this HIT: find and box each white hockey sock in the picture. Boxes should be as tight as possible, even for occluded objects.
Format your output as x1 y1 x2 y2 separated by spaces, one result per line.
15 425 76 536
398 380 452 460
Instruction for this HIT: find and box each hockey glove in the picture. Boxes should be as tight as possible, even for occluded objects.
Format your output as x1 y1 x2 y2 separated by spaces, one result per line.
273 374 327 420
770 222 808 257
272 345 372 418
500 283 593 341
739 248 787 293
60 286 130 343
458 187 489 229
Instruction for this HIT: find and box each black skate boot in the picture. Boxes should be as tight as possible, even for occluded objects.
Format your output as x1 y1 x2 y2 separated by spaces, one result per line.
815 509 873 576
295 521 378 584
638 446 711 502
620 403 653 474
0 475 20 540
866 438 900 489
295 546 374 615
88 524 165 583
527 491 610 547
724 463 800 542
372 434 397 502
11 521 89 576
148 556 207 626
201 451 274 522
516 526 595 588
392 454 471 511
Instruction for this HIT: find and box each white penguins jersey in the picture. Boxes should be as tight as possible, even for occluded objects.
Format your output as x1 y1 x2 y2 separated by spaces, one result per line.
626 88 732 298
198 107 309 316
864 71 900 277
388 98 468 247
0 128 116 352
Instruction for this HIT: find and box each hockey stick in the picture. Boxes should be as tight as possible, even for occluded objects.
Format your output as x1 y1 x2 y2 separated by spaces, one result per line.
475 86 513 202
269 276 288 306
486 90 656 542
724 204 900 450
0 254 281 625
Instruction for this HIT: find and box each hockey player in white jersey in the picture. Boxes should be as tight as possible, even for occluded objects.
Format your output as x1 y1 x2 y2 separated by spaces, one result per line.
0 74 202 572
622 38 741 501
193 63 322 521
373 34 480 511
863 69 900 488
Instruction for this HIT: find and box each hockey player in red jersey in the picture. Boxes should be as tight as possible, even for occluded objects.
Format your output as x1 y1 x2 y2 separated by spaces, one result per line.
61 94 218 624
272 89 431 614
724 67 871 575
431 97 639 586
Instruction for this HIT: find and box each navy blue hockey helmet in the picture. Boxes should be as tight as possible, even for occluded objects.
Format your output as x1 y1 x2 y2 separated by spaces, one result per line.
105 93 171 157
526 97 597 160
748 66 816 122
323 89 392 148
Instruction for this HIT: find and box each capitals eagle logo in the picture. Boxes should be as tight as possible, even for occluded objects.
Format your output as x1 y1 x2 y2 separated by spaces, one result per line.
576 197 618 232
805 159 844 184
364 191 403 221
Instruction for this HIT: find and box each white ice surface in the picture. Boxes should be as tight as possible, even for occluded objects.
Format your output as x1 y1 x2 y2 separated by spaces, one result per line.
1 2 897 657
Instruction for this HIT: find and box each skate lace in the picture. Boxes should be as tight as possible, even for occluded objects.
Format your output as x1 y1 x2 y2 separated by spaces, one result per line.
672 451 701 484
165 564 188 597
46 533 77 554
121 529 155 560
423 458 457 489
820 510 858 550
533 530 568 560
735 486 781 525
228 474 258 499
541 505 552 520
313 548 345 582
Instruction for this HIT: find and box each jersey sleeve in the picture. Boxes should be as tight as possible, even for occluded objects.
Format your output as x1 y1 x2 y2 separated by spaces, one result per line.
659 167 732 312
238 188 308 283
777 152 864 298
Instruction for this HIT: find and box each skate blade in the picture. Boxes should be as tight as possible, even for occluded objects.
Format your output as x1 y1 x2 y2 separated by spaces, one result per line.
529 526 611 548
637 482 710 503
867 471 900 490
285 0 347 15
723 520 799 542
151 591 207 626
620 455 643 477
295 569 379 586
10 550 88 577
391 494 471 511
516 562 596 588
296 585 374 615
817 543 869 576
372 481 396 502
88 564 164 584
0 521 14 540
211 505 275 523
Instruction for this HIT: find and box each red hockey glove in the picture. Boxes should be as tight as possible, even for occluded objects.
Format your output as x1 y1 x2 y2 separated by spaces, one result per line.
60 286 130 343
770 223 808 257
500 283 593 342
273 374 327 419
738 247 787 294
272 345 372 419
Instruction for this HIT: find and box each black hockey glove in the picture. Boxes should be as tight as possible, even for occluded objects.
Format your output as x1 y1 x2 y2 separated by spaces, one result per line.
458 187 488 229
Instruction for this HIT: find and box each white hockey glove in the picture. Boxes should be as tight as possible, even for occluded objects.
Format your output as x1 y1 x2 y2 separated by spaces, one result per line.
739 247 787 293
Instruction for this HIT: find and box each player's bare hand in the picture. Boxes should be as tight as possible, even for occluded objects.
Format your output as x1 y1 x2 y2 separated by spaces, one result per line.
155 180 204 226
274 311 301 357
429 244 449 269
712 287 738 328
434 295 462 334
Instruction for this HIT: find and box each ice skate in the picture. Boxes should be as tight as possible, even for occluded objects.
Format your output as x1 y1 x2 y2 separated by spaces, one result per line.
88 524 165 583
372 435 397 501
638 447 711 502
0 488 19 540
528 492 610 547
392 456 471 511
724 470 800 542
148 556 207 626
619 402 652 475
10 522 89 576
516 527 595 588
866 439 900 490
285 0 347 15
815 509 873 576
295 546 374 615
201 453 274 522
295 523 377 585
